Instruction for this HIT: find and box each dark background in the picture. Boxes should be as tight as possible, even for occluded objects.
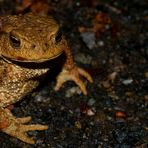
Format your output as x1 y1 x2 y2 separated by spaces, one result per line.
0 0 147 147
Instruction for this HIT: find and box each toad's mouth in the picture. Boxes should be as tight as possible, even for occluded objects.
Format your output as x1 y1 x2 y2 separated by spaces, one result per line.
1 52 65 69
1 50 63 63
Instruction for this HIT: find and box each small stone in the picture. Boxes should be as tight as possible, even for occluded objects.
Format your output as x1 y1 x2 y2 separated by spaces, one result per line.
122 79 133 85
80 32 96 49
65 87 81 97
75 121 82 129
87 108 95 116
97 40 104 47
115 111 126 118
145 72 148 78
75 53 92 65
88 98 96 106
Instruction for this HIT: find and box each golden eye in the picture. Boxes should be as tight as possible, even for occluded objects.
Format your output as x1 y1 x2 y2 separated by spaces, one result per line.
55 30 62 44
9 33 21 49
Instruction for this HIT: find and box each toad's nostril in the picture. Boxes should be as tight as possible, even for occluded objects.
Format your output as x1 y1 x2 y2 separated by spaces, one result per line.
45 43 49 49
31 44 36 49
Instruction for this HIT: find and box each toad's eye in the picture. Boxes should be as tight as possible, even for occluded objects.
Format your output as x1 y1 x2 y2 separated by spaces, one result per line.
9 33 21 49
55 30 62 44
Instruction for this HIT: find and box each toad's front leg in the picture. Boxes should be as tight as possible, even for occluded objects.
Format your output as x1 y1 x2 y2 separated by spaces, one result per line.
54 45 93 95
0 108 48 144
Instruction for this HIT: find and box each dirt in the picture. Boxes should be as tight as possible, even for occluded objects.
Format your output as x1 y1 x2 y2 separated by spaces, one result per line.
0 0 147 147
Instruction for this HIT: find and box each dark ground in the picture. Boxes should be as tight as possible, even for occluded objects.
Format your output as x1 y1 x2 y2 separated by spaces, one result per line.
0 0 147 147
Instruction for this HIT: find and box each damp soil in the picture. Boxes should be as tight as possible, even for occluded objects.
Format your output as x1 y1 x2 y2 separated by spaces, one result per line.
0 0 147 147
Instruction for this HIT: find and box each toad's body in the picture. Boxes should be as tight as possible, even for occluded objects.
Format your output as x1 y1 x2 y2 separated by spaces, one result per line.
0 13 92 144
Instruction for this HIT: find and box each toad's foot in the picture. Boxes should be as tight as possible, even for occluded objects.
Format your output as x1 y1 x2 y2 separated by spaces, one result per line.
54 66 93 95
0 108 48 144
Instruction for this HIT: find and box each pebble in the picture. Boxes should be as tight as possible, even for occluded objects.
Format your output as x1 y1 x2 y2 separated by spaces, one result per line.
122 79 133 85
80 32 96 49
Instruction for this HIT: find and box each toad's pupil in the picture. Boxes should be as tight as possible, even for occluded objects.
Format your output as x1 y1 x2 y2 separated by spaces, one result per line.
55 30 62 43
10 35 21 49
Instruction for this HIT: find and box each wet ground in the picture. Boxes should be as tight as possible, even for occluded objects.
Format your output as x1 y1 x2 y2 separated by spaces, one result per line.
0 0 147 147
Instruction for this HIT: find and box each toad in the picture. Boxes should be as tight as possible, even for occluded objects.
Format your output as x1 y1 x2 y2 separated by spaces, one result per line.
0 13 93 144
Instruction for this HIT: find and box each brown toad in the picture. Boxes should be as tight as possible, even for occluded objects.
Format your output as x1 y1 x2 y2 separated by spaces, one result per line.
0 13 93 144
